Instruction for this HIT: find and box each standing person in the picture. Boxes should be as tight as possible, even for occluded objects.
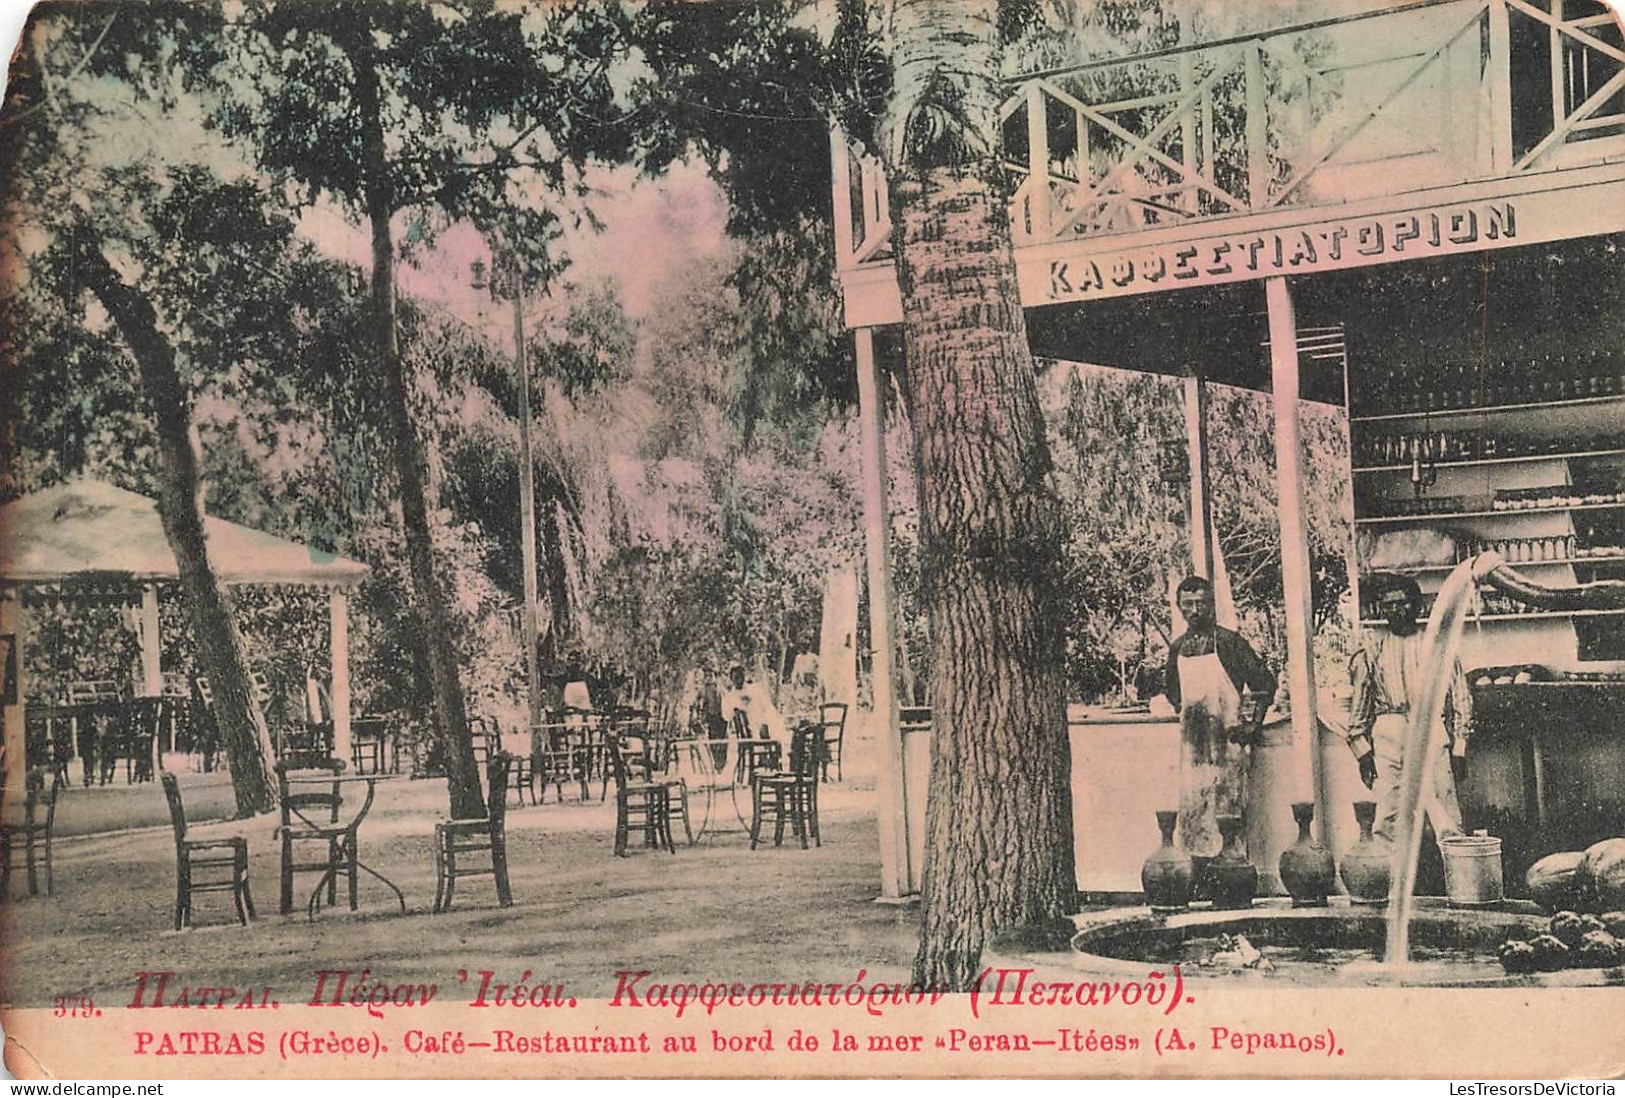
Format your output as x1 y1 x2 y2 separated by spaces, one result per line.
1347 575 1470 843
694 666 728 769
1163 576 1277 876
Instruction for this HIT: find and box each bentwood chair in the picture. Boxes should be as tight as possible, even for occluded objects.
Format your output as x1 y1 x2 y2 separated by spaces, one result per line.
817 702 848 782
749 724 822 850
275 758 351 915
162 772 253 928
434 753 514 912
0 768 59 898
607 733 675 857
731 710 782 784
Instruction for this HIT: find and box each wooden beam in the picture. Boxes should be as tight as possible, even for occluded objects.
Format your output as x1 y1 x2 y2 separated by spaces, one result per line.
1504 0 1625 66
1551 0 1568 131
1028 81 1051 238
1514 67 1625 172
1486 0 1514 174
829 127 856 267
1271 4 1487 208
330 588 351 768
1245 40 1269 209
1265 276 1329 842
856 328 911 898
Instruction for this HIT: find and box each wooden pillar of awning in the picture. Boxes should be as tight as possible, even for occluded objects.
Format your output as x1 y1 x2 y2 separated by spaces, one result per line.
855 328 919 900
138 584 163 697
1265 275 1331 837
1 589 27 796
330 587 352 766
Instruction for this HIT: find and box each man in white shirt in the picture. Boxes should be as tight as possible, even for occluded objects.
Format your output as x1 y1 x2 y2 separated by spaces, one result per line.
721 665 790 754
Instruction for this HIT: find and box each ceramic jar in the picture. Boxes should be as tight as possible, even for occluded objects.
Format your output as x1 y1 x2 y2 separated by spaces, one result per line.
1279 801 1336 908
1206 814 1258 910
1142 810 1193 914
1340 800 1392 905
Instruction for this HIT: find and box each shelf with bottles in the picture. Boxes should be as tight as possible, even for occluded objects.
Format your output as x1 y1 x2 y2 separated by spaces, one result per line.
1350 353 1625 421
1350 428 1625 472
1353 500 1625 525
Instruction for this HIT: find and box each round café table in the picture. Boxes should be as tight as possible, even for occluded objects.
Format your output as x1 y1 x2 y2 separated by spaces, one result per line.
282 773 408 920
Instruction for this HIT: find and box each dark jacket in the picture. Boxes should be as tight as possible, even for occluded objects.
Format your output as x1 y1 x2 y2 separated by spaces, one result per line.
1164 627 1278 710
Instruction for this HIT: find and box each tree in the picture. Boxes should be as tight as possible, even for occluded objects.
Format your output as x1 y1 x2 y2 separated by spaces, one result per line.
213 0 633 816
0 11 323 816
879 0 1076 989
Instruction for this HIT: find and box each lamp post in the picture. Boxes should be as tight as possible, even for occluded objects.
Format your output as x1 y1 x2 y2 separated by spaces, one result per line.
474 250 544 747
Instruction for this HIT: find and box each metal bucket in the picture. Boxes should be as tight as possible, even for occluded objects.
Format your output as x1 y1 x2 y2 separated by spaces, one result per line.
1441 831 1504 907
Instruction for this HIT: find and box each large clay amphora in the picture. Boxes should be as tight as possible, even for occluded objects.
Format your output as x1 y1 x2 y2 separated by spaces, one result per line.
1142 810 1193 914
1279 801 1336 908
1207 814 1258 910
1340 800 1392 905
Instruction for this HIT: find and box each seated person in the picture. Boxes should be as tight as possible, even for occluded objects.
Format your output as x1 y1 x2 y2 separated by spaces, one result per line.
721 665 790 755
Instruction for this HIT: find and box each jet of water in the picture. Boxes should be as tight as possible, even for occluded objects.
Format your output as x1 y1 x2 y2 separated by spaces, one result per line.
1383 552 1504 966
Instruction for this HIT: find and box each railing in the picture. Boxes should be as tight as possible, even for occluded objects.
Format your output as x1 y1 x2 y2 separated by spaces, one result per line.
831 0 1625 271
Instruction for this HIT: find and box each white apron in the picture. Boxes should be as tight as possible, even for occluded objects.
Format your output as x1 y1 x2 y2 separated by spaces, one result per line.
1176 650 1247 858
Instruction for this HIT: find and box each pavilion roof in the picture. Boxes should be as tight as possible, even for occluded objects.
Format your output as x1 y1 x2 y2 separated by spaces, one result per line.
0 479 368 587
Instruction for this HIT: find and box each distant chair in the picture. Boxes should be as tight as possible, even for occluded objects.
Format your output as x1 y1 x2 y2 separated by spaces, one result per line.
275 759 351 916
161 672 192 759
607 733 675 857
434 753 514 912
1 768 59 898
161 772 253 928
614 732 692 847
750 724 822 850
350 715 392 776
817 702 848 783
535 721 589 803
469 716 497 771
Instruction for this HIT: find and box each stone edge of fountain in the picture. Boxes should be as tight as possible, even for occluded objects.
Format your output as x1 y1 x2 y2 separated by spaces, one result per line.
985 898 1625 988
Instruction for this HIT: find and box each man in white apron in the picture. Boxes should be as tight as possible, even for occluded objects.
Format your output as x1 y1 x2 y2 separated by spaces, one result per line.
1163 576 1278 873
1348 575 1470 843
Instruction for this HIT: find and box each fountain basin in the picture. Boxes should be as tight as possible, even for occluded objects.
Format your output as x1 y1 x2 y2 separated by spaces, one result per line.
993 899 1625 987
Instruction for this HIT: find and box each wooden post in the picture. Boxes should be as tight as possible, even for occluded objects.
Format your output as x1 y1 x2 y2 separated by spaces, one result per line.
2 590 27 796
830 126 856 266
1486 0 1514 173
1179 17 1198 217
139 584 163 697
856 327 911 899
1183 374 1213 577
1265 276 1329 840
1026 81 1050 238
330 588 352 767
1550 0 1567 137
511 257 544 752
1245 40 1269 209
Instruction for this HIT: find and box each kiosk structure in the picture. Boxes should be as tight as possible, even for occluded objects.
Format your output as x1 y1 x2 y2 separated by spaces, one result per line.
831 0 1625 898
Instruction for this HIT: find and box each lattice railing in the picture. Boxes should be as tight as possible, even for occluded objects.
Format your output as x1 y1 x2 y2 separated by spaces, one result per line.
831 0 1625 270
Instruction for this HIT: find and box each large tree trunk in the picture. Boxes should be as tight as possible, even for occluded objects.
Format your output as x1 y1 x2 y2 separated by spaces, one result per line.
69 227 279 818
347 25 484 819
883 0 1077 990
